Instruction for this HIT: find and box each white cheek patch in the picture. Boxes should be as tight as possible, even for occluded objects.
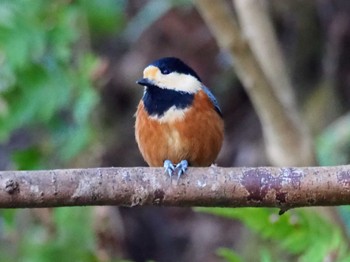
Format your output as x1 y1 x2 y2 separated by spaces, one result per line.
156 72 201 94
150 106 189 123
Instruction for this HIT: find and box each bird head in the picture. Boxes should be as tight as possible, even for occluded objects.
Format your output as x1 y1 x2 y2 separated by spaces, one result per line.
136 57 202 93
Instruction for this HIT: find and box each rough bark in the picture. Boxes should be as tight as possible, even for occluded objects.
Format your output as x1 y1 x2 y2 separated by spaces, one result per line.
1 166 350 210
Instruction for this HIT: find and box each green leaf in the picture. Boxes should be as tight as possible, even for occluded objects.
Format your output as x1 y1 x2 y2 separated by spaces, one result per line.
216 247 242 262
259 249 273 262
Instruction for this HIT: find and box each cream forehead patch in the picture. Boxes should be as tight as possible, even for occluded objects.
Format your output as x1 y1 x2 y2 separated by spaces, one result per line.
143 65 160 79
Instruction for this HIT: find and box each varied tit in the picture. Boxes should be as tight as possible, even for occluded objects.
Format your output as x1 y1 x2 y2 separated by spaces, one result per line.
135 57 224 179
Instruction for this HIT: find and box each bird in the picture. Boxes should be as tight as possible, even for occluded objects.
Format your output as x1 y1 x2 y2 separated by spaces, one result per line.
135 57 224 180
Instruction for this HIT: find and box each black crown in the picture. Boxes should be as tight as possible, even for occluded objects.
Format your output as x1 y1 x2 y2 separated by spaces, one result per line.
150 57 201 81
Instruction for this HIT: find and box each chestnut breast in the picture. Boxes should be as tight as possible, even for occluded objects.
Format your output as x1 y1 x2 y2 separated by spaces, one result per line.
135 90 224 167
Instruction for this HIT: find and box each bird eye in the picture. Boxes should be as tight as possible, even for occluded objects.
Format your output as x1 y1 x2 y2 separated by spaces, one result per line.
161 68 170 75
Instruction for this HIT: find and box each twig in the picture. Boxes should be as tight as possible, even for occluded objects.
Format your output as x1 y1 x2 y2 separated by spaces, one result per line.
1 166 350 209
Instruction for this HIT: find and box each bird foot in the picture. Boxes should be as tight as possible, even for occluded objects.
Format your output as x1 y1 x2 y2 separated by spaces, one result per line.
163 160 175 178
163 160 188 181
175 160 188 180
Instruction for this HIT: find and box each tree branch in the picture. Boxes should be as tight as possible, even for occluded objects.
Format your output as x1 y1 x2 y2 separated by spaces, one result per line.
194 0 314 166
1 166 350 210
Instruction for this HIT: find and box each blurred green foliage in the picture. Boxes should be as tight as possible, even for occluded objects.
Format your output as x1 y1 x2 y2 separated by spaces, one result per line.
198 207 350 262
0 207 97 262
216 247 243 262
0 0 126 169
0 0 125 260
81 0 125 37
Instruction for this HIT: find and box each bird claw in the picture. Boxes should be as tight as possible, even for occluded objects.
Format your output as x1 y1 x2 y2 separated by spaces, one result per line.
175 160 188 181
163 159 188 181
163 160 175 178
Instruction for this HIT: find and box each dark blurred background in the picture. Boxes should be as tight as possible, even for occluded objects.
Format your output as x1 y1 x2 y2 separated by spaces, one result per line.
0 0 350 261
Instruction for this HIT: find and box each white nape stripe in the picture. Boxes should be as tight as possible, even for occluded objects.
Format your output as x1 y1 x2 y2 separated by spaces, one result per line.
149 105 189 123
143 65 202 94
157 72 201 93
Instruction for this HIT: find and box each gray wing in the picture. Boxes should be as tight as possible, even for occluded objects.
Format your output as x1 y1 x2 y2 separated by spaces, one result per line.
201 85 222 117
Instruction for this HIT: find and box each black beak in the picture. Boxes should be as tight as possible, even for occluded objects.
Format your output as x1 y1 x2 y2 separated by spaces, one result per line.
136 78 153 87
